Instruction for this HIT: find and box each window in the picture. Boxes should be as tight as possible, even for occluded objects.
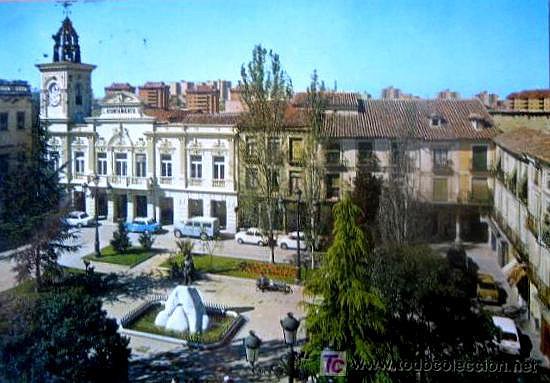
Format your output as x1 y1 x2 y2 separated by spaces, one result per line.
289 171 302 193
430 115 443 127
358 141 374 164
50 151 59 171
471 177 490 202
97 152 107 175
268 138 281 162
289 138 304 163
269 168 279 190
0 113 7 131
0 154 9 175
433 178 448 202
246 167 258 189
136 154 146 177
246 137 257 158
115 153 127 176
75 83 82 105
472 146 488 171
16 112 25 130
161 154 172 177
190 155 201 178
433 148 449 169
188 199 203 218
325 142 341 164
213 156 225 180
74 151 85 175
326 174 340 199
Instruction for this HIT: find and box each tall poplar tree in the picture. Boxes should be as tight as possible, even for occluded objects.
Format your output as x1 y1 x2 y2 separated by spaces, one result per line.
238 44 293 263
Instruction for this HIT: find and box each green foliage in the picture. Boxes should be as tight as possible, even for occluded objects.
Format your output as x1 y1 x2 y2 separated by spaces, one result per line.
351 165 383 245
0 288 130 382
138 231 155 251
110 220 131 253
167 239 194 280
303 196 386 380
84 246 154 267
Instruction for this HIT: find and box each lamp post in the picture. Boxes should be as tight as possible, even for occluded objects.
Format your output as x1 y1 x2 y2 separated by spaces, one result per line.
295 189 302 283
82 176 101 258
243 331 262 372
280 312 300 383
243 314 300 382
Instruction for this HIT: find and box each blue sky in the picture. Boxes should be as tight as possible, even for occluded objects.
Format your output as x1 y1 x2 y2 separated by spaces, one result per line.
0 0 548 99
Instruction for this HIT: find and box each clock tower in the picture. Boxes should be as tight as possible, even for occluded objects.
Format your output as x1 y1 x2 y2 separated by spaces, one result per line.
37 17 95 124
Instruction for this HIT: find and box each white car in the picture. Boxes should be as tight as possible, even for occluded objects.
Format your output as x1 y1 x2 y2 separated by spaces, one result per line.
235 227 268 246
277 231 307 250
65 211 94 228
492 316 521 356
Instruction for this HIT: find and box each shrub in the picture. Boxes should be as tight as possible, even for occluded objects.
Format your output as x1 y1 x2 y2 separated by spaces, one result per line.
110 220 131 254
239 261 295 279
138 232 155 251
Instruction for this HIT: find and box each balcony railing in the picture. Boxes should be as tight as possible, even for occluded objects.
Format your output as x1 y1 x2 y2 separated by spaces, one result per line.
433 160 454 175
470 159 488 173
189 178 202 186
159 176 172 185
212 179 225 188
130 177 146 185
108 176 129 186
73 173 87 181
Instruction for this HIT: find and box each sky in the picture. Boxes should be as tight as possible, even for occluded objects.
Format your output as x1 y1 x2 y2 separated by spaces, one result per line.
0 0 548 99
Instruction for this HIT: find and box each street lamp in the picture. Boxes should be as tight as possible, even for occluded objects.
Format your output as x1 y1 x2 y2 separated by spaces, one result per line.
295 189 302 283
243 331 262 372
243 314 301 382
280 312 300 383
82 176 101 258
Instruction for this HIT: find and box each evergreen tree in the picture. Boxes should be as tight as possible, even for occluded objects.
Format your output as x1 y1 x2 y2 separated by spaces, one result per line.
0 117 77 289
303 196 387 380
0 288 130 382
110 220 131 253
138 231 154 251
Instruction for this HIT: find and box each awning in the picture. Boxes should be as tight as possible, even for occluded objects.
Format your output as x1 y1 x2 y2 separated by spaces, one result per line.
506 263 527 286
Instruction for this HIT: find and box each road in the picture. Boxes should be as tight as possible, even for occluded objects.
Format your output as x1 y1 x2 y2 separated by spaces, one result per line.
58 223 297 269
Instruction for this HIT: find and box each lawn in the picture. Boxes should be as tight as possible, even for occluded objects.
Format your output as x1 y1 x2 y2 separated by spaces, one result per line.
84 245 155 267
160 254 311 284
128 303 233 344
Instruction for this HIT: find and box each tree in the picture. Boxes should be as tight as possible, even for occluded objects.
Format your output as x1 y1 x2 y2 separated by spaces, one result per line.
351 160 382 245
300 70 327 267
1 116 78 290
238 44 293 263
138 231 155 251
111 220 131 253
0 288 130 382
168 239 194 280
302 196 387 380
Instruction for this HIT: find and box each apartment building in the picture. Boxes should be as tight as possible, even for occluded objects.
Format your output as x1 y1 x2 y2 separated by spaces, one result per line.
506 90 550 112
490 127 550 359
138 82 170 110
105 82 135 95
186 85 220 113
0 79 33 177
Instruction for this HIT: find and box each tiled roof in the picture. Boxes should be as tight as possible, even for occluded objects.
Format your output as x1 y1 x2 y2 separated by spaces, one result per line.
507 89 550 100
143 108 190 123
322 99 498 140
292 92 361 111
182 113 240 125
493 127 550 164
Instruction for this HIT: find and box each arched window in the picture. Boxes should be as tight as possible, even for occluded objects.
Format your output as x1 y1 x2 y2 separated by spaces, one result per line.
75 83 82 105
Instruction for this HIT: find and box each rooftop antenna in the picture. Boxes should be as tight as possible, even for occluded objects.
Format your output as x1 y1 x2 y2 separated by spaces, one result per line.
57 0 77 17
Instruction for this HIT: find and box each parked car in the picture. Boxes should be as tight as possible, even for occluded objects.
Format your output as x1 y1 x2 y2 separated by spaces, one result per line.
277 231 307 250
492 316 521 356
235 227 269 246
174 216 220 240
125 217 161 234
477 273 500 304
65 211 95 228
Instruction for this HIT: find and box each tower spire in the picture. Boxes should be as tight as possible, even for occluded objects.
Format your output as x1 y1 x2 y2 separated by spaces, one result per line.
51 15 81 63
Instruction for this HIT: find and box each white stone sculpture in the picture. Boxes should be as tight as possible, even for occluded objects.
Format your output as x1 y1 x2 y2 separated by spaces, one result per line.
154 285 210 334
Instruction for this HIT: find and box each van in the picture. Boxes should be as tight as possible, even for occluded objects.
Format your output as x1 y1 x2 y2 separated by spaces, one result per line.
174 216 220 240
492 316 521 356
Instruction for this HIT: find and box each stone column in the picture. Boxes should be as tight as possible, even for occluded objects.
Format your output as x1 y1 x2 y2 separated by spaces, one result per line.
127 193 134 222
107 195 115 222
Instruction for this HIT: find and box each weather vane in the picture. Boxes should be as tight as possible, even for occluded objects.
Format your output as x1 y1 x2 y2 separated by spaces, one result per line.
56 0 77 17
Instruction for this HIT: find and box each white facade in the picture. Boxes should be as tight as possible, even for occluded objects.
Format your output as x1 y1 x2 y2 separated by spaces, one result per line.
38 70 239 232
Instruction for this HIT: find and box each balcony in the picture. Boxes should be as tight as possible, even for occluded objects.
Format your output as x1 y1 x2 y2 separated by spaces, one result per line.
212 179 225 188
432 160 454 175
108 176 129 186
159 176 172 185
189 178 202 187
73 173 87 181
469 159 489 173
130 177 146 185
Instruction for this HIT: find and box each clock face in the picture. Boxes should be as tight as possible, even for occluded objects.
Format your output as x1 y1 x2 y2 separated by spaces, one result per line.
48 82 61 107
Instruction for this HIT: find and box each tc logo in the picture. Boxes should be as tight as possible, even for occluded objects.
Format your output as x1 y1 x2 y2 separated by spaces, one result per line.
321 350 347 376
